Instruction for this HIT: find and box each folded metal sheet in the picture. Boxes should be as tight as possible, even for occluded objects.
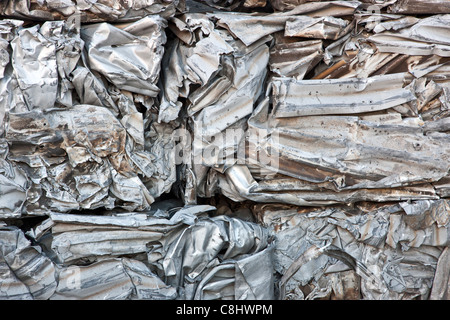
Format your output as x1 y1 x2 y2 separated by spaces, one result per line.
147 213 272 299
0 225 178 300
256 201 448 299
193 246 274 299
269 39 323 79
45 205 215 264
221 165 440 206
0 226 57 300
0 159 28 218
188 39 268 145
159 13 246 123
433 177 450 198
270 0 321 12
0 0 183 22
218 74 450 205
156 7 450 212
51 258 177 300
210 13 289 47
81 16 167 97
158 12 270 200
209 10 353 47
22 204 274 299
381 0 450 14
195 0 361 13
5 105 155 214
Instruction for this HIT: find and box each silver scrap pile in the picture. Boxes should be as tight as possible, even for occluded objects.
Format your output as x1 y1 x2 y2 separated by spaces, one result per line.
0 0 449 300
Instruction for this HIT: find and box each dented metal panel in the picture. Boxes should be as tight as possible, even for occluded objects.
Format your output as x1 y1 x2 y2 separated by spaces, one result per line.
269 39 323 79
271 73 416 116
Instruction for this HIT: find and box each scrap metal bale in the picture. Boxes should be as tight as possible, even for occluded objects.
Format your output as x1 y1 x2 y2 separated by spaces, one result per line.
0 0 449 302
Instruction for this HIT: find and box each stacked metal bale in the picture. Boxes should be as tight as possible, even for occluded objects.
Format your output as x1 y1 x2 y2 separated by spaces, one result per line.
0 0 449 300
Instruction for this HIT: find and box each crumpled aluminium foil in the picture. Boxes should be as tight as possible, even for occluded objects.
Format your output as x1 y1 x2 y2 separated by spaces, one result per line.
1 15 173 216
1 205 274 300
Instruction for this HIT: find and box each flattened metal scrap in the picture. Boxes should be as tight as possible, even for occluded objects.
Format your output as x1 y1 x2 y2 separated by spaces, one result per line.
148 214 272 299
156 11 450 209
368 15 450 57
51 258 177 300
284 16 352 40
10 20 82 111
0 226 57 300
257 202 447 300
194 246 274 300
430 247 450 300
7 105 126 159
0 0 449 303
0 225 178 300
45 205 215 264
271 0 361 15
262 80 448 183
190 38 269 137
159 13 238 123
271 73 415 116
81 16 167 97
6 105 156 213
269 39 323 79
24 205 273 299
386 0 450 14
0 159 28 218
222 166 440 207
387 200 450 249
210 10 353 48
0 0 183 22
210 13 288 47
158 12 271 202
0 14 178 216
222 81 450 206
